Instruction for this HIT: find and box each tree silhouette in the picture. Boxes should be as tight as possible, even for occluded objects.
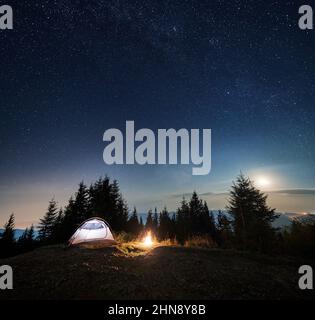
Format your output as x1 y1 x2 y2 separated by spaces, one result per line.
227 174 278 252
74 181 89 222
50 208 66 242
127 207 141 235
139 216 144 233
60 181 89 241
145 209 153 230
0 213 16 257
38 199 59 242
216 210 232 247
89 177 128 231
208 210 218 243
189 191 204 235
158 207 174 240
175 195 218 243
59 196 75 241
175 197 190 244
153 208 159 234
27 225 35 244
17 224 36 253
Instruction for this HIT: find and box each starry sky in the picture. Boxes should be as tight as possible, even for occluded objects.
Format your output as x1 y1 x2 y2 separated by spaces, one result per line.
1 0 315 227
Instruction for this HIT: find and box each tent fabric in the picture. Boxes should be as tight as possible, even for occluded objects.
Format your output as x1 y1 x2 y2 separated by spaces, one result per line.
69 217 115 246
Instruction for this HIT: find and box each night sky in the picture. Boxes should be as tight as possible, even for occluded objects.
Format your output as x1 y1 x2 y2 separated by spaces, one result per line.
1 0 315 227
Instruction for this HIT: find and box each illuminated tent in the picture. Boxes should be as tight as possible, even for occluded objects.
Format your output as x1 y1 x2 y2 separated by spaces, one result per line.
68 217 115 246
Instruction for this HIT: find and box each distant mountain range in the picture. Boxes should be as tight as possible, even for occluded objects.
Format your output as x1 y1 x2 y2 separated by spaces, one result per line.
0 229 39 240
273 212 315 228
295 213 315 224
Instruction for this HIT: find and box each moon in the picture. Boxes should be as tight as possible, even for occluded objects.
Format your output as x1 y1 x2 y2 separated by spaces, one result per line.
256 176 271 188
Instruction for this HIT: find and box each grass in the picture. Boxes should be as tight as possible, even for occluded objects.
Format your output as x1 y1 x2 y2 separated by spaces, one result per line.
115 242 153 256
114 231 167 256
0 242 314 300
184 236 217 249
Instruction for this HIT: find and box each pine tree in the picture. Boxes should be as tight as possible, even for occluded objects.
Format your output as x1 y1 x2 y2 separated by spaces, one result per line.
146 209 153 230
27 225 35 244
153 207 159 233
18 227 28 244
89 177 112 220
17 225 36 253
158 207 173 240
189 191 205 235
60 196 76 241
216 210 232 247
73 181 89 223
38 199 59 242
59 181 90 239
139 216 144 232
89 177 128 231
115 195 129 231
2 213 15 243
127 207 141 235
50 208 65 242
175 198 190 243
60 182 90 242
208 209 218 242
227 174 279 252
200 201 215 235
0 213 16 257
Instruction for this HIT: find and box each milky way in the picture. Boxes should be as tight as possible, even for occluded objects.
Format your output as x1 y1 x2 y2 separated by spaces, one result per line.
1 1 315 226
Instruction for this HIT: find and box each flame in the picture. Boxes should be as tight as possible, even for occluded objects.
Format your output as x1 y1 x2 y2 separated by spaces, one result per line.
143 231 153 247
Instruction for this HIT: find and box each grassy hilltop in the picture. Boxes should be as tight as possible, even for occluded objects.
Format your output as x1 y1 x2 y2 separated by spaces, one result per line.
0 244 313 300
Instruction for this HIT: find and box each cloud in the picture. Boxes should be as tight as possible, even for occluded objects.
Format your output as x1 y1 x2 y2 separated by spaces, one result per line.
169 191 228 199
201 191 228 196
268 189 315 195
168 188 315 200
169 192 194 199
280 212 302 218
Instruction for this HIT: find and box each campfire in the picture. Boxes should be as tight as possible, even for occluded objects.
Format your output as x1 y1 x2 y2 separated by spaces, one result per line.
142 231 153 247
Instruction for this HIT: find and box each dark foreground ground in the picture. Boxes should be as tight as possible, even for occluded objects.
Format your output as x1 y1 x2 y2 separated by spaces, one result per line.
0 245 313 300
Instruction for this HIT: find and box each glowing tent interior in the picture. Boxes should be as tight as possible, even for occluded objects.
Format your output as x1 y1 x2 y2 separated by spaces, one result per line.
68 217 115 246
